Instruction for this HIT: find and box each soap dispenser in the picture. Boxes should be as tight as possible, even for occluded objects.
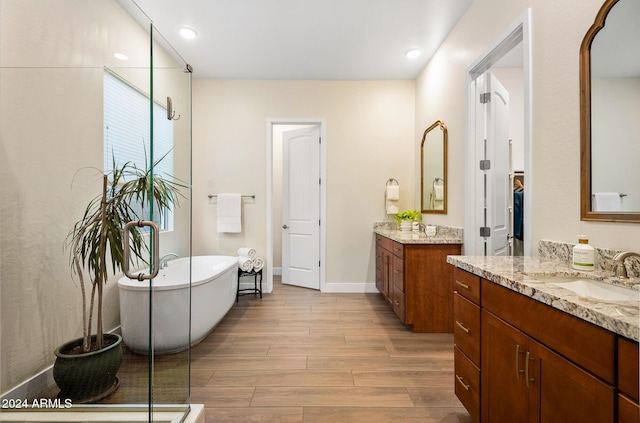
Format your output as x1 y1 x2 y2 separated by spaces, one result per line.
572 235 594 271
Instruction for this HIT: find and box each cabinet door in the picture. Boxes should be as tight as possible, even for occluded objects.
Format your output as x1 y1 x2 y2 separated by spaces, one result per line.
531 342 614 423
482 310 530 423
392 254 404 291
375 245 391 303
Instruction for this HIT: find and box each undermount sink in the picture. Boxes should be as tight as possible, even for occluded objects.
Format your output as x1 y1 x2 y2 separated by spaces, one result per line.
532 275 640 302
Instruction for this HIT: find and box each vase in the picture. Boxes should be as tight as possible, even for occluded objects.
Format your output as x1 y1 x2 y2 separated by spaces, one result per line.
53 333 122 403
400 220 413 232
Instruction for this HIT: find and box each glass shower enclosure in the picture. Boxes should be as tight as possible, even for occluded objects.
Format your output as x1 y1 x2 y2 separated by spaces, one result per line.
0 0 193 420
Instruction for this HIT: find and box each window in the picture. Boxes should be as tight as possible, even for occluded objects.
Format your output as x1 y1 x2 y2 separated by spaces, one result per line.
103 70 174 231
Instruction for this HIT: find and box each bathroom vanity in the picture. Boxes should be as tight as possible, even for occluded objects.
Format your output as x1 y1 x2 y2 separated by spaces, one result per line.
374 226 462 332
447 256 639 423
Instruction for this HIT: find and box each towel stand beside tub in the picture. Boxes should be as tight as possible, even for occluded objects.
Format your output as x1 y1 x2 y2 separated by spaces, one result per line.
236 268 263 302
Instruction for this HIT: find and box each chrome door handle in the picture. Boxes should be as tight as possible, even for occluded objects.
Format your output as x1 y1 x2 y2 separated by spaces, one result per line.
123 220 159 281
282 224 289 229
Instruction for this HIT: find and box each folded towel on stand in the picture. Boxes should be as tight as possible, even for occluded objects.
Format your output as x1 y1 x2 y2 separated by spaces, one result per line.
238 256 254 272
386 185 400 201
252 256 265 271
237 247 257 259
592 192 621 211
217 193 242 233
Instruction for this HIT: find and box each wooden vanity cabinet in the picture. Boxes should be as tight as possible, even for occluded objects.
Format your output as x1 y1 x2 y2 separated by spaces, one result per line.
375 234 460 332
451 268 630 423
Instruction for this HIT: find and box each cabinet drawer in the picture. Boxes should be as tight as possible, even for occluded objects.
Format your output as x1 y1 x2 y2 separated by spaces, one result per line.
454 292 481 367
619 393 640 423
376 234 393 252
453 267 480 304
392 283 406 323
454 346 480 422
618 337 639 401
392 255 404 291
392 241 404 259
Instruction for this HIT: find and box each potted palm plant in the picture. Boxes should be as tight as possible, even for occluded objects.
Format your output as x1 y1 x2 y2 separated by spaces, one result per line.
54 156 184 403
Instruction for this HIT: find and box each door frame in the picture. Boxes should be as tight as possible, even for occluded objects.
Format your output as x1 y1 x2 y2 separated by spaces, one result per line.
464 9 532 256
266 118 327 294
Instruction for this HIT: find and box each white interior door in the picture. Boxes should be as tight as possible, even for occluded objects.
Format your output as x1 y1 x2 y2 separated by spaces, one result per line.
282 126 320 289
484 72 511 256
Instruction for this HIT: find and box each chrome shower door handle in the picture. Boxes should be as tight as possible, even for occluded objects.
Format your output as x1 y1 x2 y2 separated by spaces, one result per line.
123 220 160 281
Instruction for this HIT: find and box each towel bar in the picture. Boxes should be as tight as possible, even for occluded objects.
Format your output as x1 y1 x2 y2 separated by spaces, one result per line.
208 194 255 199
591 193 626 198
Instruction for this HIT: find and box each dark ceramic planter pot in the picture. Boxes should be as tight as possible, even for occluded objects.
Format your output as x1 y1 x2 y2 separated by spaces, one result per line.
53 333 122 403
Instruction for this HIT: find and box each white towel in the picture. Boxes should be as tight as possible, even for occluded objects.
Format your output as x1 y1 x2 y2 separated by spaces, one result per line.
386 202 399 214
433 185 444 201
386 185 400 201
217 193 242 233
252 256 265 271
592 192 621 211
237 247 257 259
238 256 253 272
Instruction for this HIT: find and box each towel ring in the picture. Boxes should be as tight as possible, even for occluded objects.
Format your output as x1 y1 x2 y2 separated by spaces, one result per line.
386 178 399 186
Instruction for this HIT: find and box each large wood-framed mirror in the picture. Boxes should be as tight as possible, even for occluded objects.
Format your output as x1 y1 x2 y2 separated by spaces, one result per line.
580 0 640 222
420 120 447 214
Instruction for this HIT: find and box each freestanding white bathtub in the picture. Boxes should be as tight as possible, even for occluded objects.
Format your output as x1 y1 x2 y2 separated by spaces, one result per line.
118 255 238 355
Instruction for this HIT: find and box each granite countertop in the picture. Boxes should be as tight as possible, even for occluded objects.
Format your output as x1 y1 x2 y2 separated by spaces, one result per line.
374 227 463 245
446 255 640 341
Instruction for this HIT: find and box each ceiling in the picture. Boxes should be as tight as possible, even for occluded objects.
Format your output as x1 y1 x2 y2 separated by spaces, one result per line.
119 0 473 80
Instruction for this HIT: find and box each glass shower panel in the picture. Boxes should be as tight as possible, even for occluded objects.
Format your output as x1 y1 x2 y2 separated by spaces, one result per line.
147 23 193 418
0 1 191 421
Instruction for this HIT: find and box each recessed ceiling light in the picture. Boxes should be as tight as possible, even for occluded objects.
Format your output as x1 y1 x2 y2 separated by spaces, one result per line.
179 26 198 40
405 48 421 59
114 53 128 61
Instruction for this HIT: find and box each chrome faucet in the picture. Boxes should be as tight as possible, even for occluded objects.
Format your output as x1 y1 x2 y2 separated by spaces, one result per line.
613 251 640 278
159 253 179 269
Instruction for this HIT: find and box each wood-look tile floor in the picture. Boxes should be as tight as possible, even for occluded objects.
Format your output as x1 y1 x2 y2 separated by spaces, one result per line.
192 277 472 423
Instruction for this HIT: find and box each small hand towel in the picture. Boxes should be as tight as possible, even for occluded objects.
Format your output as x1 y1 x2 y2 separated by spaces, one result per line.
237 247 257 259
238 256 253 272
433 185 444 201
217 193 242 233
252 256 265 271
386 185 400 201
592 192 621 211
386 202 399 214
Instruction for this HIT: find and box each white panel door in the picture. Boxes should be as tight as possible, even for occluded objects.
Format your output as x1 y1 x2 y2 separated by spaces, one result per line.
282 126 320 289
485 72 511 256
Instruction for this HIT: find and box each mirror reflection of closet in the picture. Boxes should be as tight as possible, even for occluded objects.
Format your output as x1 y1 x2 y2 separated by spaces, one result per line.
420 120 447 214
580 0 640 222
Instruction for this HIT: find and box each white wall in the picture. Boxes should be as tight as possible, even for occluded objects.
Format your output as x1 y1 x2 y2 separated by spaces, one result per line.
415 0 640 253
192 80 415 288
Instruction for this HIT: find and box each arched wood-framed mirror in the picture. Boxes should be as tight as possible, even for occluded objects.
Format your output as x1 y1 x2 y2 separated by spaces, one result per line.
580 0 640 222
420 120 447 214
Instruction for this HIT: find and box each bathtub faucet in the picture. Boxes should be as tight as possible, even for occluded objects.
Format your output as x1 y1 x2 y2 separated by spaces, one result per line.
159 253 179 269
